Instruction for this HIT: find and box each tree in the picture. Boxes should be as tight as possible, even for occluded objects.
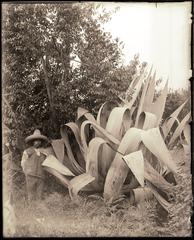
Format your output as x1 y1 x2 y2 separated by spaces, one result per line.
2 2 140 152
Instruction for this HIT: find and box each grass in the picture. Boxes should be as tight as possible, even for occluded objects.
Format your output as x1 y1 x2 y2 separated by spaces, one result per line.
4 148 192 237
13 193 160 237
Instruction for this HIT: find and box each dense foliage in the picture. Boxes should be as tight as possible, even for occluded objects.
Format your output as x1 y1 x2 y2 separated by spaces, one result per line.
3 2 143 151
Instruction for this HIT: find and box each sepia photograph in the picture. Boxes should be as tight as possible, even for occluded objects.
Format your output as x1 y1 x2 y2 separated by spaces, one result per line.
2 1 192 237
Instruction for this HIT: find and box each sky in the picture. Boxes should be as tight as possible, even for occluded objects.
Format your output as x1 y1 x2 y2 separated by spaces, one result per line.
98 2 191 90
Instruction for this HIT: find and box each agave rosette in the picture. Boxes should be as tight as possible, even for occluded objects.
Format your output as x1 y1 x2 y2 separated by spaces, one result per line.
41 67 190 211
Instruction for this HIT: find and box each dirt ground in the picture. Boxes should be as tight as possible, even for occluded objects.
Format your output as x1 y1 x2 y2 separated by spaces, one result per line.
4 148 192 237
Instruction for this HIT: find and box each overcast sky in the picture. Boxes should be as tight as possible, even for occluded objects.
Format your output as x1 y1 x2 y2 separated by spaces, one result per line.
98 2 191 90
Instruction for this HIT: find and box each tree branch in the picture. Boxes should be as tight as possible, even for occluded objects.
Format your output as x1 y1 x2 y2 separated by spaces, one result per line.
41 55 53 109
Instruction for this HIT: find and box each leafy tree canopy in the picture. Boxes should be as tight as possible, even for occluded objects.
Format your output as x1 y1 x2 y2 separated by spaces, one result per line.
3 2 141 150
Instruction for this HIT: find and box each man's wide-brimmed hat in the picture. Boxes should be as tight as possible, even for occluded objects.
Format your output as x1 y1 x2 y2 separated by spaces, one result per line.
25 129 49 144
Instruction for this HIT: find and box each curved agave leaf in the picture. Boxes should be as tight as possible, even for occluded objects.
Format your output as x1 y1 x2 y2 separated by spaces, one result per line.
61 129 85 175
106 107 131 140
68 173 95 200
130 187 154 204
84 112 96 122
123 150 173 193
161 98 189 139
43 166 70 188
77 107 89 120
144 160 173 193
86 137 106 175
62 122 84 154
42 155 75 176
137 112 157 130
141 127 180 173
100 107 131 178
85 137 107 191
168 111 191 147
122 150 144 187
96 101 119 129
77 107 96 122
51 139 64 163
163 116 180 137
80 120 120 156
103 128 142 202
60 122 85 169
76 107 96 129
183 123 190 145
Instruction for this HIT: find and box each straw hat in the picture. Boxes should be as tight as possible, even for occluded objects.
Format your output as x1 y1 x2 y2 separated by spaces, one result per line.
25 129 49 144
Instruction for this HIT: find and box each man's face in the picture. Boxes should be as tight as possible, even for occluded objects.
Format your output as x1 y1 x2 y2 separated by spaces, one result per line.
33 140 42 148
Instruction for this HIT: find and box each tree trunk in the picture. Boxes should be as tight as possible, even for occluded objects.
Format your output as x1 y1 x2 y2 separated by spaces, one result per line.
41 55 57 132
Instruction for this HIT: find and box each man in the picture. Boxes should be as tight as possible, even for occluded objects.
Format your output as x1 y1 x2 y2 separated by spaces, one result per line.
21 129 50 202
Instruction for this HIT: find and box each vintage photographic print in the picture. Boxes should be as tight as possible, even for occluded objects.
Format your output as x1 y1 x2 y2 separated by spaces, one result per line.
2 1 192 237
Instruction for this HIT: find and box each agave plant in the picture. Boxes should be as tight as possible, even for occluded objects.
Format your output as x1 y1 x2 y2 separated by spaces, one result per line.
41 67 191 212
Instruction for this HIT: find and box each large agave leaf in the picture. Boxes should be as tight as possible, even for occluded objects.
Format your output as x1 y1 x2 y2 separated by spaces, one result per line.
146 80 168 125
62 122 83 153
39 146 56 157
123 150 173 193
106 107 131 140
80 120 120 155
62 152 79 174
130 187 154 204
135 67 153 127
68 173 95 200
103 128 142 202
77 107 89 120
61 123 86 169
86 137 106 178
96 101 119 129
183 123 190 145
144 160 173 193
77 107 96 122
42 155 75 176
43 166 70 188
85 137 107 191
84 112 96 122
168 111 191 147
100 107 131 178
137 112 157 130
76 107 96 129
122 150 144 187
61 130 85 175
51 139 64 163
141 127 180 173
146 180 172 213
161 98 189 139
